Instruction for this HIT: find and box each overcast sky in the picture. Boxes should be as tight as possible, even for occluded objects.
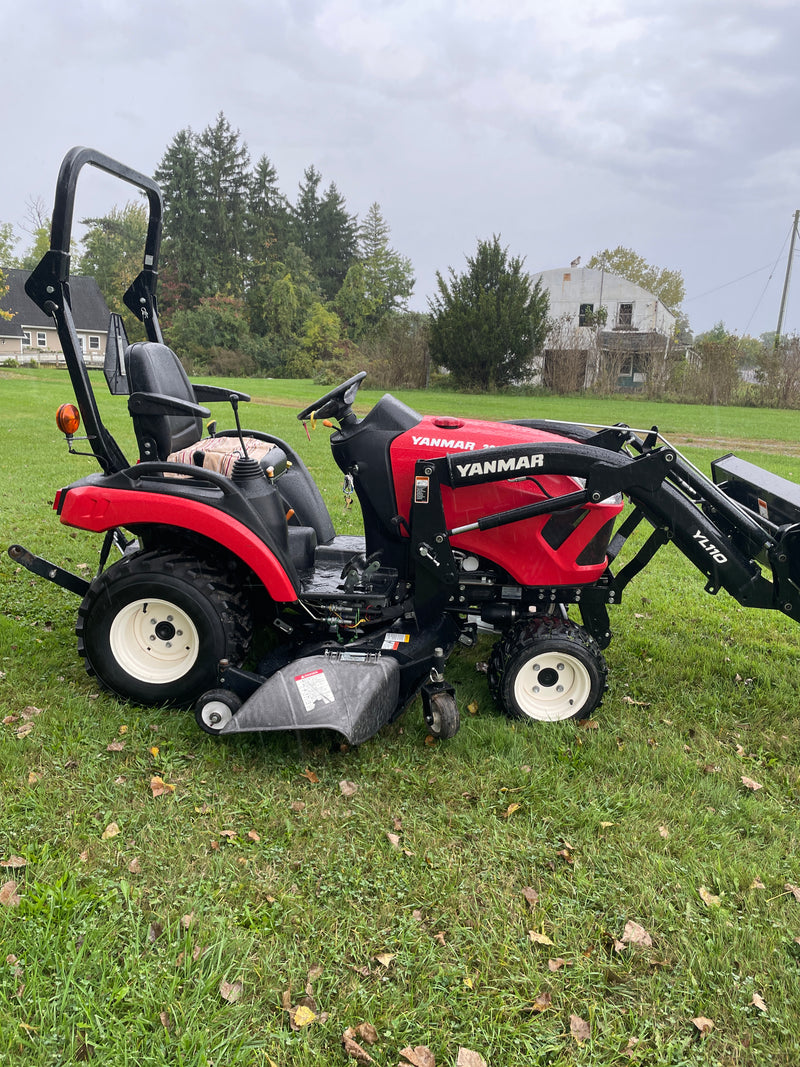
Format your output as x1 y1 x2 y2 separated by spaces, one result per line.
4 0 800 338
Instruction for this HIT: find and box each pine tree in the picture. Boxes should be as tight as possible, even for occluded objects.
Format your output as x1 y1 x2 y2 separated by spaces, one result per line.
197 113 251 294
154 127 206 309
429 236 550 390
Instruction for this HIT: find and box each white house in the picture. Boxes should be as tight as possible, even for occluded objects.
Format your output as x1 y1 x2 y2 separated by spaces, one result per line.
0 267 111 365
535 266 677 390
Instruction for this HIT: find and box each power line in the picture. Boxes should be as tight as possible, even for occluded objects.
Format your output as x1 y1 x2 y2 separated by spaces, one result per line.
685 263 774 303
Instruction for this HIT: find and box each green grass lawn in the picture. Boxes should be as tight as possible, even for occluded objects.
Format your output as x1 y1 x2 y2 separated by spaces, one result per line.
2 366 800 1066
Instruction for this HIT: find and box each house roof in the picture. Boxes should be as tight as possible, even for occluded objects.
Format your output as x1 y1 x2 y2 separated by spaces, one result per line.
0 267 111 338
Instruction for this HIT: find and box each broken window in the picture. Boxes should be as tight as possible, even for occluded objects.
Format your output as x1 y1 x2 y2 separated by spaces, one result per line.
578 303 594 327
618 302 633 327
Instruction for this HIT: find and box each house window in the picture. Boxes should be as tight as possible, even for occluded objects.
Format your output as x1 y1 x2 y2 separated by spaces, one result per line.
89 335 100 350
22 331 31 346
77 336 84 352
618 302 633 327
578 303 594 327
37 332 46 347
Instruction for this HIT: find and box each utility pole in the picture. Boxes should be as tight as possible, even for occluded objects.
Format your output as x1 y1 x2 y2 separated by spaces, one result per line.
776 208 800 348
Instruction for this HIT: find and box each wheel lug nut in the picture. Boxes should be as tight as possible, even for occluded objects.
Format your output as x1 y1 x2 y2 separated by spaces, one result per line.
165 641 172 648
557 663 564 671
556 685 564 693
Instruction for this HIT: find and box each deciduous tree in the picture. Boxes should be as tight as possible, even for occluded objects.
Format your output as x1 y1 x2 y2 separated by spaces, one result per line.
587 246 685 312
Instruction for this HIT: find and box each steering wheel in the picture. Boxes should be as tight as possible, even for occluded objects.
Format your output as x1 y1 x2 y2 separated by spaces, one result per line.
297 371 367 424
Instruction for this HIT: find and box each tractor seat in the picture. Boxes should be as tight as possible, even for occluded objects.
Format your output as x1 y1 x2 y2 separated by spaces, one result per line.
125 341 287 477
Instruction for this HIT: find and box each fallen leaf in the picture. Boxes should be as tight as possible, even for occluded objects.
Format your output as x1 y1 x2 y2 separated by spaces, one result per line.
374 952 396 967
467 701 479 716
434 931 446 946
148 922 163 942
307 964 324 983
548 957 570 971
522 886 539 907
698 886 722 907
528 930 554 946
21 706 42 720
0 856 27 869
27 772 41 785
150 776 175 797
412 909 424 921
530 990 552 1012
456 1050 487 1067
247 830 260 842
340 780 358 797
219 829 237 839
128 857 142 874
751 993 767 1013
386 832 401 849
15 723 34 739
580 719 599 730
750 877 766 889
691 1016 714 1037
301 768 320 783
785 883 800 902
623 1036 640 1058
219 979 243 1004
621 920 653 948
399 1047 435 1067
342 1032 374 1064
101 822 120 840
106 741 125 752
78 850 89 863
149 745 159 758
659 825 669 838
741 776 763 791
503 802 521 818
622 695 650 707
159 1011 171 1031
354 1022 378 1045
0 881 21 907
290 1003 317 1028
599 821 615 830
556 848 573 863
181 911 196 930
570 1014 591 1043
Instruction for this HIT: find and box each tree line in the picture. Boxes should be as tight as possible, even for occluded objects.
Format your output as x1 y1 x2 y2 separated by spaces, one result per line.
3 117 800 405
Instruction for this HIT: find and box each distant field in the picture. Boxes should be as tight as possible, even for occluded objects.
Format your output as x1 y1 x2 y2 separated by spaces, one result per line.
2 365 800 1066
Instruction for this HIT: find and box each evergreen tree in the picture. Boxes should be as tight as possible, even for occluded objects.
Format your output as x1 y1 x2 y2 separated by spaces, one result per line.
247 154 291 269
197 113 251 294
358 202 414 319
154 128 206 308
428 235 549 390
291 168 358 300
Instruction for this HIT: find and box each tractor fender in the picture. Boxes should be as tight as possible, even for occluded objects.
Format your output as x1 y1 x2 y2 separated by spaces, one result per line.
56 483 298 603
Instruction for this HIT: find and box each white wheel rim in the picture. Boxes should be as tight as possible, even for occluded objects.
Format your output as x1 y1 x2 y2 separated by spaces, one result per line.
109 598 199 684
199 699 233 731
514 651 592 721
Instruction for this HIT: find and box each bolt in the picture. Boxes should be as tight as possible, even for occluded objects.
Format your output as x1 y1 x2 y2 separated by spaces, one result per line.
556 685 564 693
557 662 564 671
167 615 173 622
176 630 183 637
150 618 157 625
533 686 540 693
149 634 156 642
165 641 172 648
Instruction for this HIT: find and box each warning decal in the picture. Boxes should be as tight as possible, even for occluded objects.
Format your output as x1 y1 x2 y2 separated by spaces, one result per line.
381 632 411 651
294 668 336 712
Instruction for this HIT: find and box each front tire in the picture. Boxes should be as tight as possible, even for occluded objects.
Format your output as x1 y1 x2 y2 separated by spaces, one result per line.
488 617 606 722
77 550 253 706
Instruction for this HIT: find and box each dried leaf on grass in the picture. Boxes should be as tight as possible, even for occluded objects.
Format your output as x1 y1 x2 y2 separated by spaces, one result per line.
570 1014 590 1043
698 886 722 907
456 1050 487 1067
386 832 401 849
741 776 763 791
548 957 570 971
343 1033 375 1064
101 822 120 840
691 1016 714 1037
290 1003 317 1028
528 930 554 946
503 802 521 818
751 993 767 1013
374 952 396 967
785 883 800 902
301 768 320 783
106 741 126 752
0 881 21 907
0 856 27 869
522 886 539 907
621 920 653 948
399 1046 436 1067
219 979 243 1004
529 991 552 1012
339 780 358 796
150 776 176 797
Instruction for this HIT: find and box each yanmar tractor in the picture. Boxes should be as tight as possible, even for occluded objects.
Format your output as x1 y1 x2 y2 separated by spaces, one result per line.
10 148 800 744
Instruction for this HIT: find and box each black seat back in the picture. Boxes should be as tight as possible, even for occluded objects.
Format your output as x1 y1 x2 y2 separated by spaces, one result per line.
125 342 203 460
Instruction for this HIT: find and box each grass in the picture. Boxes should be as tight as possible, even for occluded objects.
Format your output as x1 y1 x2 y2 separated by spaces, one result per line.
2 366 800 1065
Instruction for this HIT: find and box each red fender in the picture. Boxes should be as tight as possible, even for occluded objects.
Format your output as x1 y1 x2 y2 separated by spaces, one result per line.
55 484 298 603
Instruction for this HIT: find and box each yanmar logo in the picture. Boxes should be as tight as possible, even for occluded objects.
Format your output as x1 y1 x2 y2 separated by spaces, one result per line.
412 435 477 450
455 453 544 478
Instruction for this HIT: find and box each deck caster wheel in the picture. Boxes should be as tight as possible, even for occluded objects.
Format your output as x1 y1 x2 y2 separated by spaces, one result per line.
422 684 460 740
489 617 607 723
195 689 242 735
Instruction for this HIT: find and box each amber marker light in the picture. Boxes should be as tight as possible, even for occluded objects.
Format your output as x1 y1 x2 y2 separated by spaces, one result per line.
56 403 81 436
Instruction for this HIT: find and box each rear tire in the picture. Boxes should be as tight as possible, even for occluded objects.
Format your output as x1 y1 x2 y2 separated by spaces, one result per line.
77 550 253 706
488 617 606 722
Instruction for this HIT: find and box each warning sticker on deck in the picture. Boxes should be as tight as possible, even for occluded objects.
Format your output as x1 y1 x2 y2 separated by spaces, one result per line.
382 632 411 651
294 668 335 711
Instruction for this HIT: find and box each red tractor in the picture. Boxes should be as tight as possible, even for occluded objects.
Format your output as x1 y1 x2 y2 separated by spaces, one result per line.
11 148 800 744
